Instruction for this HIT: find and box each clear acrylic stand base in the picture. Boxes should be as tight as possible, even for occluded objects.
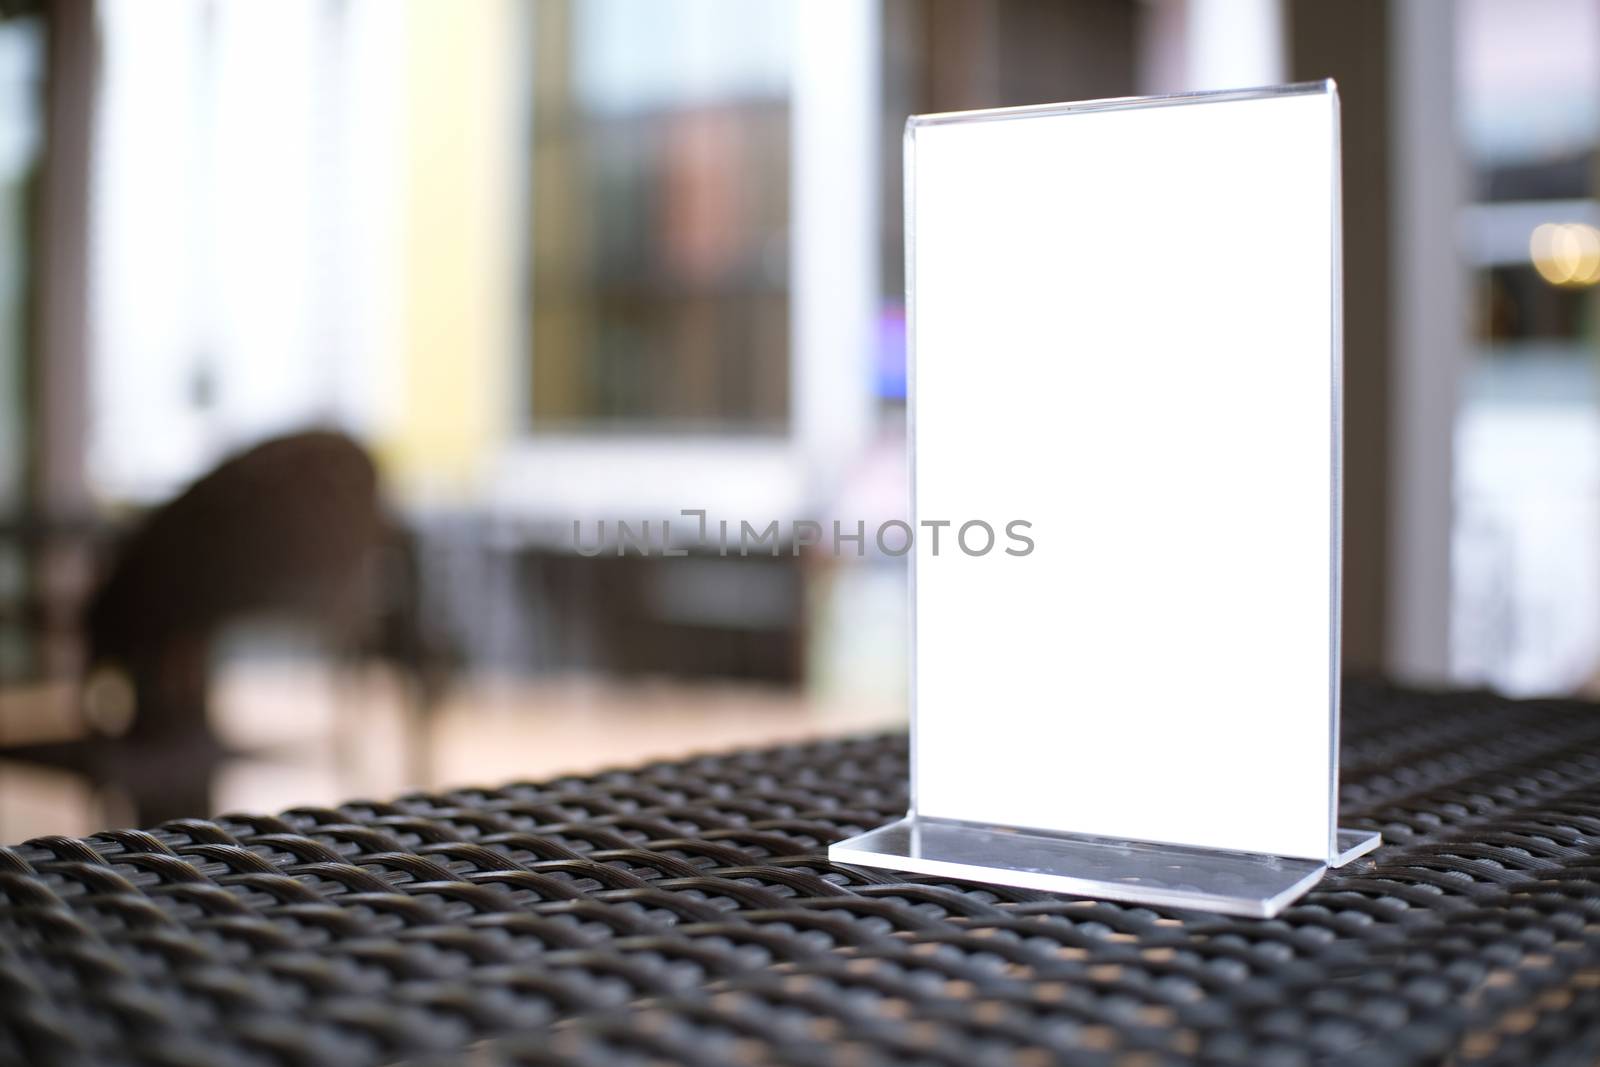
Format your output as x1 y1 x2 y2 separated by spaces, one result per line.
830 818 1381 919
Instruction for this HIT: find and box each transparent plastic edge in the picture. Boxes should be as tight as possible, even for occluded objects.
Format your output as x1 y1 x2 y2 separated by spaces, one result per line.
906 79 1335 130
1332 828 1382 867
1326 83 1346 864
828 817 1330 919
904 115 920 824
890 809 1335 871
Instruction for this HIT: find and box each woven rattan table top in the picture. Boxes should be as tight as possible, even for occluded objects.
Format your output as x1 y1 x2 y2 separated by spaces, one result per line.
5 681 1600 1067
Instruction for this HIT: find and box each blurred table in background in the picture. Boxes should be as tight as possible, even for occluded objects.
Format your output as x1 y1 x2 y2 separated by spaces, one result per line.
0 664 904 841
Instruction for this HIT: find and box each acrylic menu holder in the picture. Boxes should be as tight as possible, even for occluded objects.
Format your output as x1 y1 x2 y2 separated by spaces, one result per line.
830 81 1379 919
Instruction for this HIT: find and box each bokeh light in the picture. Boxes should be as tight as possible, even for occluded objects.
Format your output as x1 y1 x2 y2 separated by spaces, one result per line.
1529 221 1600 287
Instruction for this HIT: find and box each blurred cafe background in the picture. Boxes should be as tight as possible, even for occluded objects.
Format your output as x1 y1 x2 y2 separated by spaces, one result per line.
0 0 1597 838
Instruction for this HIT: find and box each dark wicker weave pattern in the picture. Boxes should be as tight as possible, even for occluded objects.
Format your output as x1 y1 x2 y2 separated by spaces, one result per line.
5 682 1600 1067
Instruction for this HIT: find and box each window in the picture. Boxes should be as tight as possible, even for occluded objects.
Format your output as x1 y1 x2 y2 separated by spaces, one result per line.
526 0 793 433
1454 0 1600 693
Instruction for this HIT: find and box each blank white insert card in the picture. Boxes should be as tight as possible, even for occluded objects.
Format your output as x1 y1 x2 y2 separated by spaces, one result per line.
911 84 1340 862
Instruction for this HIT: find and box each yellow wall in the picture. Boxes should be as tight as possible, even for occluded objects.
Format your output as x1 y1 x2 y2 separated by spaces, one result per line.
383 0 521 500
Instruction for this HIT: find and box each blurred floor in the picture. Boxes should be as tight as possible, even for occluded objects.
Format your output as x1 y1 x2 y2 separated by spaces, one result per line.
0 661 905 841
